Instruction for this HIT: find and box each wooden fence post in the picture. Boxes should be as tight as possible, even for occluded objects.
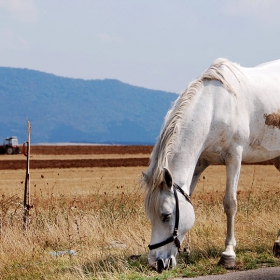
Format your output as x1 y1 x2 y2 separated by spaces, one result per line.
23 120 31 230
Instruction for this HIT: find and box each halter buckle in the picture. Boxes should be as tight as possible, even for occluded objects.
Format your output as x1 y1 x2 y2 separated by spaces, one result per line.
174 236 181 249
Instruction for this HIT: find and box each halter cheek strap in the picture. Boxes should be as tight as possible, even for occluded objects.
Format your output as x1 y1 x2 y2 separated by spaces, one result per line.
148 183 192 251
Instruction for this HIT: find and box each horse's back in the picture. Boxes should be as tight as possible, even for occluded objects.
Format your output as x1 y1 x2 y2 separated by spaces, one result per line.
255 59 280 71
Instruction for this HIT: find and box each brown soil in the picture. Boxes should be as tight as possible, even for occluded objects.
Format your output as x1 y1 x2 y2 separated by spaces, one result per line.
0 145 152 169
1 158 150 169
30 145 153 155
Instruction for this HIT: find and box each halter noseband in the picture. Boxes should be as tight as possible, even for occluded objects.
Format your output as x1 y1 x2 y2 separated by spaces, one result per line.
148 183 192 251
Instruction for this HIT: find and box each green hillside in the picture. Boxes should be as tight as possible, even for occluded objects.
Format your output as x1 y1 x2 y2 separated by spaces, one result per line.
0 67 177 144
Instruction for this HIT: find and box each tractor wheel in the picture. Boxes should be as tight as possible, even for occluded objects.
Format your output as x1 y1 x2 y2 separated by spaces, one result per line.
6 147 14 155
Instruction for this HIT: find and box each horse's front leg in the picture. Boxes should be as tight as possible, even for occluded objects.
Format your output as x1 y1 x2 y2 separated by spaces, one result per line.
218 148 242 268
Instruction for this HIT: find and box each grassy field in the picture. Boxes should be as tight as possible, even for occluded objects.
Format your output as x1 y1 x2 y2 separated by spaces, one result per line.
1 157 280 279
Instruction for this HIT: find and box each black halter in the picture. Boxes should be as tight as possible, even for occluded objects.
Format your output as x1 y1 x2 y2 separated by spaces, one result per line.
148 183 192 251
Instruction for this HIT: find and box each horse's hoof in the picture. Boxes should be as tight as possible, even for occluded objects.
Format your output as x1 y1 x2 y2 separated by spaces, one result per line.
218 254 236 269
273 240 280 258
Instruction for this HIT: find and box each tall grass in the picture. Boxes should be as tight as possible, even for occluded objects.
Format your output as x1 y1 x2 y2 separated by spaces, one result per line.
0 184 152 279
0 167 280 279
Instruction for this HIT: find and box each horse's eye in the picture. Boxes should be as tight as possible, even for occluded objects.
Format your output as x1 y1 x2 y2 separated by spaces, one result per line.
161 213 171 222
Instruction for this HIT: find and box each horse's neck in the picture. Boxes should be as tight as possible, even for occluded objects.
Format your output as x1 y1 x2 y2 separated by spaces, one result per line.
168 118 209 193
167 86 218 193
168 142 202 195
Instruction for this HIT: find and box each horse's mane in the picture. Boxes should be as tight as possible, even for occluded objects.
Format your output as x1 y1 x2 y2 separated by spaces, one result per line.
143 58 240 218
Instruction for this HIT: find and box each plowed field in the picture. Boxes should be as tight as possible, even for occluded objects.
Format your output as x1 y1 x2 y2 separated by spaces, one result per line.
0 145 153 169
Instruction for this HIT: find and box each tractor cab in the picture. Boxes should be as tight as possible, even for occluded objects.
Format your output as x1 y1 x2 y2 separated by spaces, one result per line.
3 137 21 154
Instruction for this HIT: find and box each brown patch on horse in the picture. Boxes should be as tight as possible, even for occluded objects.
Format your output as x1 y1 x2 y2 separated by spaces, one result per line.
264 110 280 129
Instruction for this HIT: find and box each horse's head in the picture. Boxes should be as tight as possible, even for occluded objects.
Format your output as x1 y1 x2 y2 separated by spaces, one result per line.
144 168 195 272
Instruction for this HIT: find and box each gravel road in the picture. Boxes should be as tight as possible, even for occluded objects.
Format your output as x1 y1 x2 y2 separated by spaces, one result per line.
173 266 280 280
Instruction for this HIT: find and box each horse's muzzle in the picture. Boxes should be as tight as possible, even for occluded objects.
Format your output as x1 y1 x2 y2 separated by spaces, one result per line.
151 258 174 273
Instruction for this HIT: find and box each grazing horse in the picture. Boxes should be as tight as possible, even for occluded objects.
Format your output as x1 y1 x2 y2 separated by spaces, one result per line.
142 58 280 272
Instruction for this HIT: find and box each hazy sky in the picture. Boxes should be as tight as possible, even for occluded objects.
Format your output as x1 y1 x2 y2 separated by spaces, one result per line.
1 0 280 93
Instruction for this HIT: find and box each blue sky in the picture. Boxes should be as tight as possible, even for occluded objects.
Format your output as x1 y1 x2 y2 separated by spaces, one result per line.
0 0 280 93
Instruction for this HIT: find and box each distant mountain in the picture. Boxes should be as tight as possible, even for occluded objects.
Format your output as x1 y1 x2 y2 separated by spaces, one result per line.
0 67 178 144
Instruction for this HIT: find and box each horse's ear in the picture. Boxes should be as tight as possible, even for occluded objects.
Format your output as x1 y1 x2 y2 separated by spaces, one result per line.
163 168 173 189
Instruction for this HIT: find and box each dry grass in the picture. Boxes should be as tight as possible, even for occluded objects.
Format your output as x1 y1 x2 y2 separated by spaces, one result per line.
0 164 280 279
0 167 143 196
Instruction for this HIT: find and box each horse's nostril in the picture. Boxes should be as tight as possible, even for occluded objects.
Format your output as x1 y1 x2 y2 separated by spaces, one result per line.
156 259 164 273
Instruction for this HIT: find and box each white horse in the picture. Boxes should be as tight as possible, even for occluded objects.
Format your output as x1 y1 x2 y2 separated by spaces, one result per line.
142 58 280 272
